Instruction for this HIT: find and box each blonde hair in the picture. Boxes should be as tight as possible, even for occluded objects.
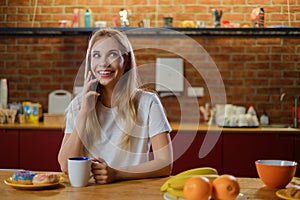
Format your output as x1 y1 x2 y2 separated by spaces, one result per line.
70 29 139 152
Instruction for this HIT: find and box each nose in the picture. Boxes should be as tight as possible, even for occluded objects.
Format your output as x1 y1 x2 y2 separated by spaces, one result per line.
96 57 109 68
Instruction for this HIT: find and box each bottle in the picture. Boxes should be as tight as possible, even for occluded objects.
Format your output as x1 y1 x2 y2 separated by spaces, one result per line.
260 110 269 125
72 9 79 28
0 79 8 109
85 9 91 27
247 105 257 116
258 8 264 27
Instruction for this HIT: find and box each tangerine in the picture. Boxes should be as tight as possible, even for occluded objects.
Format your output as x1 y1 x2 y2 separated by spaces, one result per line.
212 174 240 200
183 176 212 200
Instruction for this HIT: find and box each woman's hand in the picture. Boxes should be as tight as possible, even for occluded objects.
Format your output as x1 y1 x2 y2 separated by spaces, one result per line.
91 158 116 184
81 71 100 114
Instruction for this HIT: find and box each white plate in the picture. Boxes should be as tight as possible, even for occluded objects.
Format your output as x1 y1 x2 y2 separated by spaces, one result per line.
163 192 247 200
163 192 185 200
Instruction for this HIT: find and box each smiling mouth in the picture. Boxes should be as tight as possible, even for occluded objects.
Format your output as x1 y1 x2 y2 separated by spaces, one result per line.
98 70 114 75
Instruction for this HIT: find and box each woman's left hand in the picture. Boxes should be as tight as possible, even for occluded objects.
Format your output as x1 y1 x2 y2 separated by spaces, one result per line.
91 158 116 184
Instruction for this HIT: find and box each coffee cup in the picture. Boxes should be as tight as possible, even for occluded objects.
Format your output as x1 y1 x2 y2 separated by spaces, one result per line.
164 17 173 27
68 157 92 187
229 115 238 127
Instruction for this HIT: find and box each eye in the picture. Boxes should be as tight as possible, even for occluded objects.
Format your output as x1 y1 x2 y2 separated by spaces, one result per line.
108 51 119 58
92 52 100 58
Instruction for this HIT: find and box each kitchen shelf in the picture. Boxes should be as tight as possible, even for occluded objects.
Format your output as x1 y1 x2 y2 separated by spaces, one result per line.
1 27 300 37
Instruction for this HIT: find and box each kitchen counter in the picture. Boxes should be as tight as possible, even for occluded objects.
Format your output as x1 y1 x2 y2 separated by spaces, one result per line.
0 123 65 130
1 123 299 176
171 123 300 133
0 169 284 200
0 122 300 133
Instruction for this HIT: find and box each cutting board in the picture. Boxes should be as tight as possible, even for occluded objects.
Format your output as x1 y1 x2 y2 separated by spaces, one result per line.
48 90 72 114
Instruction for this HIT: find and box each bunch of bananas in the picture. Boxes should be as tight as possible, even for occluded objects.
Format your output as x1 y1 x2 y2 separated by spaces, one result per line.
160 167 218 198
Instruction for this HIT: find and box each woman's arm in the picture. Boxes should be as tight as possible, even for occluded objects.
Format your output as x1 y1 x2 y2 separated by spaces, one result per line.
92 132 173 184
57 111 88 173
58 72 99 172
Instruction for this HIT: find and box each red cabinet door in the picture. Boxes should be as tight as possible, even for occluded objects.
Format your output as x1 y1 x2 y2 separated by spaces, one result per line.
0 129 19 169
223 133 294 177
19 129 64 171
294 135 300 177
170 131 222 175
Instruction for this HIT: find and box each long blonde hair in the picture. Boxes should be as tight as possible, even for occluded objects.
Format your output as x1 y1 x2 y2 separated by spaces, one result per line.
68 29 139 152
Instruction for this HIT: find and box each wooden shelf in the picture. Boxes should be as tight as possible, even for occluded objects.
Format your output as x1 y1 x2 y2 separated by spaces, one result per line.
1 27 300 37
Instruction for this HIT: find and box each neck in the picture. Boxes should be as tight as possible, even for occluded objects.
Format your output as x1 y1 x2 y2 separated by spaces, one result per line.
101 87 113 108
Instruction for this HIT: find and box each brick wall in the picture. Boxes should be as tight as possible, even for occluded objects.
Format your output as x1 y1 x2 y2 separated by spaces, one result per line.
1 0 300 125
1 34 299 124
1 0 300 27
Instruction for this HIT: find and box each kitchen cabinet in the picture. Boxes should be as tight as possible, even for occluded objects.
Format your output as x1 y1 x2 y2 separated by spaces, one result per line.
294 135 300 177
223 133 294 177
170 131 222 175
1 124 299 177
0 129 19 169
19 129 64 171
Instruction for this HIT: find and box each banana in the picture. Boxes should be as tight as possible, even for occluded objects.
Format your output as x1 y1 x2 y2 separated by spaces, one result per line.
168 175 194 190
160 167 218 192
167 187 185 198
203 174 219 183
168 174 219 191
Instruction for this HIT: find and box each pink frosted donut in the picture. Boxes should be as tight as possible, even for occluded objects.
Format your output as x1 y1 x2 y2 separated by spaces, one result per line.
12 170 36 185
32 173 60 185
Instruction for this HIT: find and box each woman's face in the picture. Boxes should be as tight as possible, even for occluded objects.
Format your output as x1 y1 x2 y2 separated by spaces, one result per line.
90 36 127 89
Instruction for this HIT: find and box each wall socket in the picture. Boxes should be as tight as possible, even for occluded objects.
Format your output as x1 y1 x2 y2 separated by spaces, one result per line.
187 87 204 97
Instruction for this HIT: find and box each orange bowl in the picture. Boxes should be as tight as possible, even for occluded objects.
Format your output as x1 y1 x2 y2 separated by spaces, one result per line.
255 160 297 188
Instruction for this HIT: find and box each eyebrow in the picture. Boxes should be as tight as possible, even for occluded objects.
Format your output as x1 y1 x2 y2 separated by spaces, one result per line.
92 49 120 53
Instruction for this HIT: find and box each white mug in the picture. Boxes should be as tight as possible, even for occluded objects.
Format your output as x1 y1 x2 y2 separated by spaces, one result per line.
68 157 92 187
143 19 150 28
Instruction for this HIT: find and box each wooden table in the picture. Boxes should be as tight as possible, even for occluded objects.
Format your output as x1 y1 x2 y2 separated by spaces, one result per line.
0 169 282 200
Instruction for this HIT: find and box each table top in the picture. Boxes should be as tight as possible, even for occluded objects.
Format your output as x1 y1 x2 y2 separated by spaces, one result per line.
0 170 284 200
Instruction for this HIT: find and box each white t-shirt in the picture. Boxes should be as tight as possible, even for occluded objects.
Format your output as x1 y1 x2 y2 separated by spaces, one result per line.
64 91 171 168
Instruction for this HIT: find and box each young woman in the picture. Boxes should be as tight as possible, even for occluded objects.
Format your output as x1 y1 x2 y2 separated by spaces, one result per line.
58 29 173 184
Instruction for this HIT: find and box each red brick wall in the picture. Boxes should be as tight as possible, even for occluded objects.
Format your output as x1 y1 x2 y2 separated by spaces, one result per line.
1 0 300 125
1 0 300 27
1 34 299 124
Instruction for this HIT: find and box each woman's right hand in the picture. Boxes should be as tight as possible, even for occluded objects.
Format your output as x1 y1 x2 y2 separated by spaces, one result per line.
91 158 117 184
80 71 100 114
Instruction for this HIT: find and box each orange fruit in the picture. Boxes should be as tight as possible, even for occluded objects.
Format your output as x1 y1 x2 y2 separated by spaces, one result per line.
212 174 240 200
183 176 212 200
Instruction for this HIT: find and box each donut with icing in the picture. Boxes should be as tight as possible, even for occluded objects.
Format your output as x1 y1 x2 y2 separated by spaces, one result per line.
11 170 36 185
32 173 60 185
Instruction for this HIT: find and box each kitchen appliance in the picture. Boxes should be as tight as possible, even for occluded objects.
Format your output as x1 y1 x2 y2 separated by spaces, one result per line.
48 90 72 114
155 58 184 94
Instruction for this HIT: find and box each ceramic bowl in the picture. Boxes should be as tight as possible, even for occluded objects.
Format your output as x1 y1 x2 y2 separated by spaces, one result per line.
255 160 297 188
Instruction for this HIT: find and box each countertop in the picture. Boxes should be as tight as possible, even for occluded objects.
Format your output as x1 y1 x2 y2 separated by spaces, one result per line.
0 169 284 200
172 123 300 133
0 123 65 130
0 122 299 134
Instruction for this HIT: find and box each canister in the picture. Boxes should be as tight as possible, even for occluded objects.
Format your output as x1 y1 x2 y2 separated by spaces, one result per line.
0 79 8 109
